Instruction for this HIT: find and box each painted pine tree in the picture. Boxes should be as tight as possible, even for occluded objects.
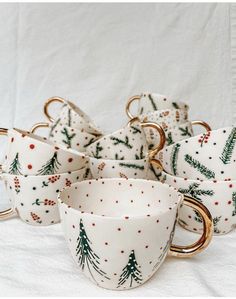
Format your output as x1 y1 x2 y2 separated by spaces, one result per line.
115 153 124 160
67 108 72 127
232 192 236 216
37 152 61 175
220 128 236 164
110 136 133 149
9 153 22 175
117 250 142 288
49 118 61 137
213 216 222 234
119 162 144 170
170 143 181 175
84 137 96 148
61 127 76 148
166 132 174 146
184 154 215 179
92 142 103 159
130 126 142 134
76 219 109 282
178 183 214 202
135 145 145 160
179 126 192 137
194 210 203 223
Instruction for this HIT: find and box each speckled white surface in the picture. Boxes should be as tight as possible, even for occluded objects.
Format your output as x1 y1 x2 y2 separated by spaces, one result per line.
0 3 235 296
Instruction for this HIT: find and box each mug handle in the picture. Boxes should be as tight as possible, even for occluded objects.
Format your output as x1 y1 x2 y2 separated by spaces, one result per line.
44 96 66 122
125 95 141 119
191 120 211 132
31 122 49 134
0 171 17 220
169 195 213 257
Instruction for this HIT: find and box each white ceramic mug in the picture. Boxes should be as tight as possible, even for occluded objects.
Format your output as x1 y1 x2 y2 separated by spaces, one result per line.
0 168 91 226
31 121 101 152
44 96 103 136
126 93 189 120
156 127 236 180
0 128 88 175
58 178 213 290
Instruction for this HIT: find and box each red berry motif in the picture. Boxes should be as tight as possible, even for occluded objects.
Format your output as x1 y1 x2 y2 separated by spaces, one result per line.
198 132 211 147
65 178 72 187
14 177 20 194
30 212 42 224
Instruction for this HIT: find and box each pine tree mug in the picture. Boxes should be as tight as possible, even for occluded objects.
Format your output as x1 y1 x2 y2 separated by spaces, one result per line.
126 93 189 120
159 170 236 235
31 121 101 152
142 120 211 148
0 128 89 175
44 96 103 136
0 168 91 226
85 120 166 160
58 178 213 290
156 127 236 180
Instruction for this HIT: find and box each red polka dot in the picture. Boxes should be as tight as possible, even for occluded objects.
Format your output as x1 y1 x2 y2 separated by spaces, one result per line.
156 219 159 223
125 216 129 219
214 202 219 205
68 158 73 163
188 215 192 219
225 218 228 221
29 144 35 149
138 230 141 233
104 259 108 262
92 223 95 226
27 164 32 169
55 147 59 150
105 242 108 245
228 201 232 205
145 245 149 248
72 225 75 228
121 250 124 253
11 137 14 142
117 228 121 231
193 228 197 231
229 184 233 188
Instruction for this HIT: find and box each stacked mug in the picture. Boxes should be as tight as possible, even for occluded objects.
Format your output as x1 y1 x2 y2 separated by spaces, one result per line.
155 127 236 235
31 96 103 152
85 118 166 179
0 127 90 225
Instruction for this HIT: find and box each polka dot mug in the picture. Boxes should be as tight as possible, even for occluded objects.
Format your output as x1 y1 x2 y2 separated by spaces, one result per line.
0 168 90 226
0 128 88 175
58 178 213 290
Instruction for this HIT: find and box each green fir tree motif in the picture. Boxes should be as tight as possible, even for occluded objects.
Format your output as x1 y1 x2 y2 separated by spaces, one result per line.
49 118 61 137
194 210 203 223
220 128 236 164
76 219 110 282
232 192 236 216
179 126 192 137
119 162 144 170
117 250 142 288
83 168 91 179
178 183 214 202
9 153 22 175
37 152 61 175
170 143 181 175
166 132 174 146
115 153 124 160
184 154 215 179
149 164 162 181
84 137 97 148
172 102 180 109
130 126 142 134
213 216 222 234
92 142 103 159
148 94 158 111
135 145 145 160
61 127 76 148
67 108 72 127
110 136 133 149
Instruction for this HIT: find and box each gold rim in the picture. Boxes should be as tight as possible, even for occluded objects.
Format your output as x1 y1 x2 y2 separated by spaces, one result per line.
169 195 213 257
125 95 141 119
31 122 49 134
191 120 211 132
44 96 66 122
140 120 166 158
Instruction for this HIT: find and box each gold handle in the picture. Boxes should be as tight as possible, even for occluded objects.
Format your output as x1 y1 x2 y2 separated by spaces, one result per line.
31 122 49 134
149 158 163 171
191 120 211 132
0 128 8 171
44 96 66 122
170 195 213 258
0 207 15 219
125 95 141 119
140 120 166 158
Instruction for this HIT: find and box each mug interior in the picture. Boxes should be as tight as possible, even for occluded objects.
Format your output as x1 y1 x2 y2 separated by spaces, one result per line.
59 179 181 218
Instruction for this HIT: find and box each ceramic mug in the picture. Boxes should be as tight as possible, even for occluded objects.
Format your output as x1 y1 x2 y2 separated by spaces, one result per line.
158 170 236 235
126 93 189 120
0 128 88 175
156 127 236 180
89 156 151 179
0 168 91 226
86 120 166 160
31 122 101 152
44 96 103 136
58 178 213 290
142 120 211 148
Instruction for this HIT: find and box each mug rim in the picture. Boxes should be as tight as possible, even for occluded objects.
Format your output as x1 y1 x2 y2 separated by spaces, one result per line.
88 156 148 163
58 178 183 220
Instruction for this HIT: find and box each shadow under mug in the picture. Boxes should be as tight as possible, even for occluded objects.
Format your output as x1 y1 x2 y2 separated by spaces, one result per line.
58 178 213 290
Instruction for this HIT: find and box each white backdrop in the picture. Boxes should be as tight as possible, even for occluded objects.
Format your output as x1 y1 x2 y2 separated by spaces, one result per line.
0 3 235 296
